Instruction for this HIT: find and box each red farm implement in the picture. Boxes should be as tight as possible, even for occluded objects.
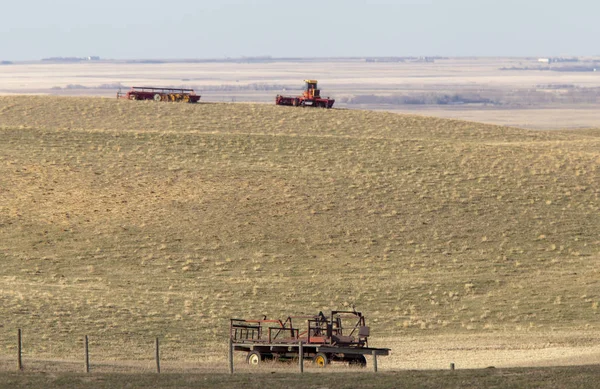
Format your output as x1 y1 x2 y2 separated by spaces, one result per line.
230 310 389 367
275 80 335 108
117 86 201 103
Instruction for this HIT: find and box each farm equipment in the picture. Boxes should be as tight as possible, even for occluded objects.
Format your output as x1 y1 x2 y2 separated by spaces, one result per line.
230 309 389 367
117 86 201 103
275 80 335 108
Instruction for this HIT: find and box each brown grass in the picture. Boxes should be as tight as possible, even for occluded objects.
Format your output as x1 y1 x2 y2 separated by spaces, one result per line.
2 366 600 389
1 96 600 368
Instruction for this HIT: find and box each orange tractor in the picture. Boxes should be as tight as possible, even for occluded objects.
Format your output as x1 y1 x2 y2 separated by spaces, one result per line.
276 80 335 108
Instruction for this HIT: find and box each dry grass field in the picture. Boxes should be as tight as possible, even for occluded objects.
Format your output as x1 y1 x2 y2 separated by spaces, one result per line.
1 95 600 386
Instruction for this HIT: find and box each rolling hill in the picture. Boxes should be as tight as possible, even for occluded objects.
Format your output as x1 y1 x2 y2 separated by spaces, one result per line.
1 96 599 363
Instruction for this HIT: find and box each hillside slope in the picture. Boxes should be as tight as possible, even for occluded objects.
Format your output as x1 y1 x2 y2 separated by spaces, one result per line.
1 96 599 361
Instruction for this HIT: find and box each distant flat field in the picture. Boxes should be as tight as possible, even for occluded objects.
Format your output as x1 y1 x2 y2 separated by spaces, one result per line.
2 57 600 129
379 106 600 130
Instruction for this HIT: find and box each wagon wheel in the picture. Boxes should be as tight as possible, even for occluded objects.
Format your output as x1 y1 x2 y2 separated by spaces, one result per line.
154 94 161 102
313 352 328 368
130 95 137 101
246 351 262 366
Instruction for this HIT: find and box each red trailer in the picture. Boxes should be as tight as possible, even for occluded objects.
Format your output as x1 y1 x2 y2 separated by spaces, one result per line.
276 80 335 108
117 86 201 103
230 310 389 367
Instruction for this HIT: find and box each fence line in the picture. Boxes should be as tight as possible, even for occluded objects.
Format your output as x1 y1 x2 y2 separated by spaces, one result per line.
8 328 384 374
10 329 167 374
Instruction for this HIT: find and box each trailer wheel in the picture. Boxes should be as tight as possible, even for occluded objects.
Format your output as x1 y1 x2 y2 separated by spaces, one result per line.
153 94 161 102
246 351 262 366
313 352 329 367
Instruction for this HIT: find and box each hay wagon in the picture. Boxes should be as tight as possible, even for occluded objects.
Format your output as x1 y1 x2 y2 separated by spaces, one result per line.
117 86 201 103
230 310 389 368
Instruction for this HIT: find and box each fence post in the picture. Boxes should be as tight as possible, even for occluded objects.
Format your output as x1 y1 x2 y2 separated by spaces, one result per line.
298 341 304 373
372 350 378 373
228 338 234 374
450 362 455 370
155 337 161 373
17 329 23 371
84 335 90 373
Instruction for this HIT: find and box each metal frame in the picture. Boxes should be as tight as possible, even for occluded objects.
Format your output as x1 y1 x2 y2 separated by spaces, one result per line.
230 310 389 367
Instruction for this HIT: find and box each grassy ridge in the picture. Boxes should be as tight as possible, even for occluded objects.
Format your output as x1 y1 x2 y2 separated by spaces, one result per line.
1 96 600 361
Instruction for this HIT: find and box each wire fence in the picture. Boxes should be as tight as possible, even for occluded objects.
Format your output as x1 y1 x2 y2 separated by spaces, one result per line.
2 328 230 374
4 329 386 374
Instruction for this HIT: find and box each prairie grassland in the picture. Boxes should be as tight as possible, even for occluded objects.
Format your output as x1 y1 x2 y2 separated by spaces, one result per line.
1 96 600 367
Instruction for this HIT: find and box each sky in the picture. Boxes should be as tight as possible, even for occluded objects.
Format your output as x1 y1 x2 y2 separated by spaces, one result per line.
1 0 598 60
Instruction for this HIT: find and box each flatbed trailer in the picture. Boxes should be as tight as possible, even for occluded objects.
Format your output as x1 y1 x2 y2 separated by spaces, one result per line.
233 342 390 367
117 86 201 103
230 310 389 367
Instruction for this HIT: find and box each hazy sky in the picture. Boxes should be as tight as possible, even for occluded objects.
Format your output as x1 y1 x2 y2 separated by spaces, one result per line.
1 0 597 60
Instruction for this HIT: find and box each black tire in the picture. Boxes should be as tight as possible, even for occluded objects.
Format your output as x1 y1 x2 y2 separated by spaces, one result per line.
348 354 367 367
246 351 262 366
313 352 329 368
